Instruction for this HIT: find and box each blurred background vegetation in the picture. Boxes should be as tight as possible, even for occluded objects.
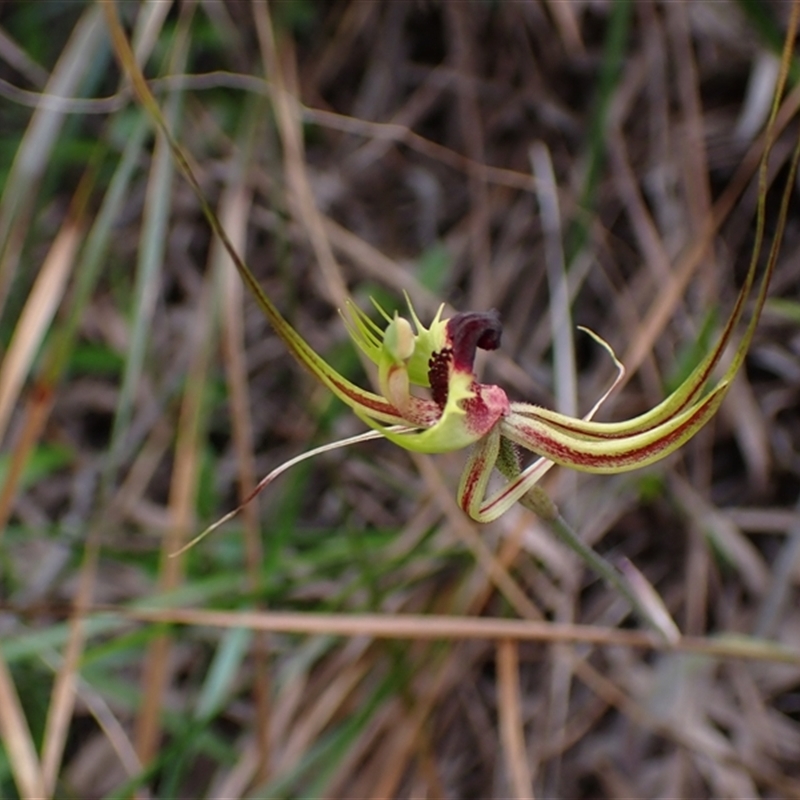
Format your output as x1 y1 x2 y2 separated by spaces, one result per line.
1 0 800 797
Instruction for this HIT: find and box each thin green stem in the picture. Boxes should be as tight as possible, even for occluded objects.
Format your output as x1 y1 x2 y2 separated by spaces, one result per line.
496 438 670 638
516 487 669 639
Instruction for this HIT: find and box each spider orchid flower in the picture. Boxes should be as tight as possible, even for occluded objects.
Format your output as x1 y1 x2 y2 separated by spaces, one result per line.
101 0 798 546
215 183 782 538
333 261 766 524
174 112 795 553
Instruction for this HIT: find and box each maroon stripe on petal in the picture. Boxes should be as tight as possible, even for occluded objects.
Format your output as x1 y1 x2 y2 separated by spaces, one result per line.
327 375 402 418
460 453 488 513
505 394 716 471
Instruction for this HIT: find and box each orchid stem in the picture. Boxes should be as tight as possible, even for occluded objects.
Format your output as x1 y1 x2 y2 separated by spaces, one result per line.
495 439 665 633
517 485 668 639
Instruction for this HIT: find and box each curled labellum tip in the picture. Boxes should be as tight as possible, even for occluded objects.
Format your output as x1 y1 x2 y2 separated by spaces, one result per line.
447 310 503 371
429 310 504 409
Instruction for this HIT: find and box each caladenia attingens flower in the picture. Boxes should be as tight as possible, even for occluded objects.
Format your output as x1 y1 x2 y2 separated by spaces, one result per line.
210 154 791 540
310 255 776 525
102 0 800 542
188 114 799 542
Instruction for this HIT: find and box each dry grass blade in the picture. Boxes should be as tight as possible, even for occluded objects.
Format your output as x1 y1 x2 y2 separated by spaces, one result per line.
362 655 454 800
544 0 584 54
301 104 549 192
0 218 82 446
131 7 196 766
135 273 217 764
0 196 87 542
320 215 440 313
0 388 55 538
0 655 46 799
19 105 154 793
671 475 771 596
524 136 578 785
252 1 348 309
217 101 272 785
0 4 103 316
721 368 771 493
274 659 368 778
755 496 800 637
446 4 492 308
497 639 535 799
621 75 800 382
530 141 576 420
117 606 800 666
40 527 101 795
668 0 714 278
0 25 49 87
0 108 152 538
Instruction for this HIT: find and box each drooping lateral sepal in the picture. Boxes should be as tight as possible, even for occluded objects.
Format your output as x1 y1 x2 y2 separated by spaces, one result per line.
502 382 728 474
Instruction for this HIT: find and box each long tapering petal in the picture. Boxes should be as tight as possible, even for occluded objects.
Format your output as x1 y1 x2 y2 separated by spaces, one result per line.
458 427 501 520
502 382 727 474
103 5 408 427
472 387 725 524
510 89 800 447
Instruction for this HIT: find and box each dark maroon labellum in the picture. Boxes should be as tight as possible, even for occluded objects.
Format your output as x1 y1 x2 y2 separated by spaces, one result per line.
427 310 503 410
446 310 502 372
